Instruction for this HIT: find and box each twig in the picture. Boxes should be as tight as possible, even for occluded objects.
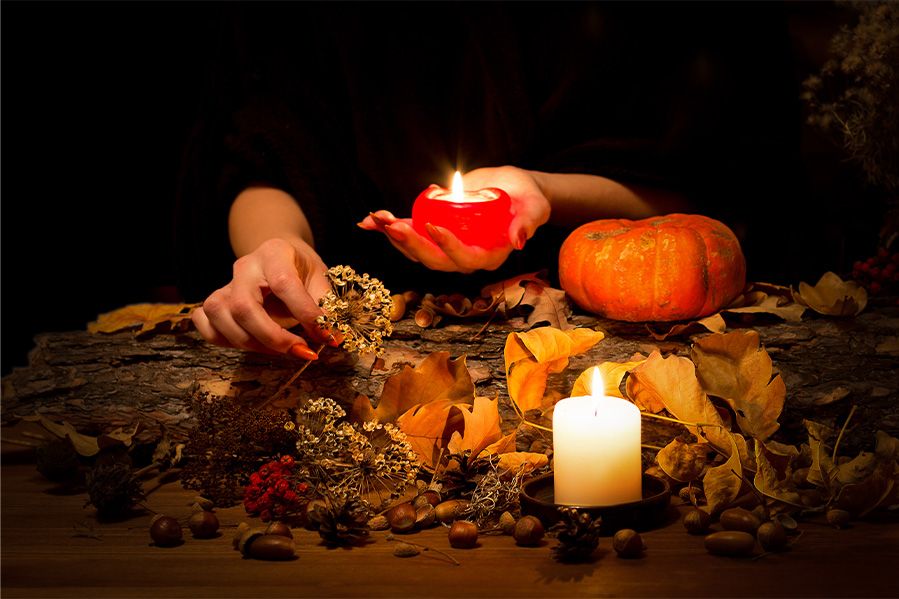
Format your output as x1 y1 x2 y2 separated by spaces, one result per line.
832 405 858 462
259 342 328 408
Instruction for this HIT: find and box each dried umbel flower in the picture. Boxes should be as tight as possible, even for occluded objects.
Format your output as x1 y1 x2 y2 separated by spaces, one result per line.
317 265 393 356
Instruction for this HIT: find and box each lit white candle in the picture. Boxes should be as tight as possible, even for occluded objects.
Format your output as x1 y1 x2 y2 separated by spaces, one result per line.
553 367 642 506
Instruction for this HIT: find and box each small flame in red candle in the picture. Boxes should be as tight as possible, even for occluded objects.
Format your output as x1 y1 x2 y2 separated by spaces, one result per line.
451 171 464 203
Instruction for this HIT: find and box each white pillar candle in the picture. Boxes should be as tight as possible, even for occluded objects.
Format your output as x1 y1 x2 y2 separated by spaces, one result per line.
553 368 642 506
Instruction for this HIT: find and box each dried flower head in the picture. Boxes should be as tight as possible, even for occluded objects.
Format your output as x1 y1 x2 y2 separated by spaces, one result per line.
317 265 393 356
292 397 419 513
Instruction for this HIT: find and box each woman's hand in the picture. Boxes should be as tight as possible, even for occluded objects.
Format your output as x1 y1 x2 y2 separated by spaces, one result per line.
191 237 334 358
357 166 550 273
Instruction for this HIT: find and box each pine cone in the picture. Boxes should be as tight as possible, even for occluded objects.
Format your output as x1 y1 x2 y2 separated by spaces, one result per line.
86 462 145 518
439 450 494 498
309 496 370 546
549 507 602 562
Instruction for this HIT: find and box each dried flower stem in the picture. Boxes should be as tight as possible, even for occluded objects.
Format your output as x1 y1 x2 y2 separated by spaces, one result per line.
832 405 858 462
258 342 327 408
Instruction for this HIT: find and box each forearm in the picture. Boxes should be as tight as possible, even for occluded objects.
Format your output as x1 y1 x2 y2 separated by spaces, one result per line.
228 186 315 257
530 171 691 225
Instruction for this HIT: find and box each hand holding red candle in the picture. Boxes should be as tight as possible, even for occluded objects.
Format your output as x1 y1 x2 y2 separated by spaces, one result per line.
358 166 551 273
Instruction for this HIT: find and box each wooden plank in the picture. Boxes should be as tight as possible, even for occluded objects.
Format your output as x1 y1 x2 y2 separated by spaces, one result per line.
2 461 897 598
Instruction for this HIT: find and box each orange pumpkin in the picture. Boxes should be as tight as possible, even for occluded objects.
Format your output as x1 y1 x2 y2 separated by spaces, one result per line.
558 214 746 322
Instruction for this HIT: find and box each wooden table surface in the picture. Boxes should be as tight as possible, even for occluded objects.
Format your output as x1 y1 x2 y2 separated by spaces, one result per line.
2 447 897 599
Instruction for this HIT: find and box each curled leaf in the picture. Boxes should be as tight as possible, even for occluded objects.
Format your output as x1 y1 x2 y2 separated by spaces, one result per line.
656 439 709 483
87 303 198 335
570 359 645 400
702 433 744 514
646 313 726 340
793 271 867 316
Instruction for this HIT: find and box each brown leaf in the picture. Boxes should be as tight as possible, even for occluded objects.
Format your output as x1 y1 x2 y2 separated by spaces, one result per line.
23 415 101 456
518 282 572 329
626 352 730 449
876 430 899 461
504 327 605 413
835 459 898 517
793 271 868 316
754 442 810 508
656 439 709 482
702 432 744 514
690 330 785 441
483 432 517 456
87 303 198 335
571 359 646 400
647 313 726 341
481 271 550 309
446 396 503 459
351 352 475 423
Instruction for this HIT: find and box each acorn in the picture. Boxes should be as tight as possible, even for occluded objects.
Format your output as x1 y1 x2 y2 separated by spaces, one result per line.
448 520 478 548
265 521 294 539
612 529 645 558
149 514 183 547
244 534 296 560
513 515 545 546
367 515 390 531
188 510 220 538
704 531 756 557
757 521 788 552
719 507 761 535
415 504 436 529
414 489 441 508
387 502 418 533
683 508 712 535
435 499 470 523
389 294 407 322
826 508 851 529
498 511 517 535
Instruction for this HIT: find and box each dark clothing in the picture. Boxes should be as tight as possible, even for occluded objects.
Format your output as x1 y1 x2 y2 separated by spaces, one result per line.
175 2 799 301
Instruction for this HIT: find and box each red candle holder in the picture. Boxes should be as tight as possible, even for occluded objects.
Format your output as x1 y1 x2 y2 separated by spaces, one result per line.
412 184 514 249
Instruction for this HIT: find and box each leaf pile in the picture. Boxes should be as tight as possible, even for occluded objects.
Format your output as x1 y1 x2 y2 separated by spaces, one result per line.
87 303 198 336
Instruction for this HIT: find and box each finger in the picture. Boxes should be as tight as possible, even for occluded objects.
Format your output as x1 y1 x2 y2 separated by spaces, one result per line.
385 222 457 271
258 258 328 343
426 223 511 272
381 224 422 263
191 307 235 348
198 291 291 355
508 215 532 251
301 266 341 345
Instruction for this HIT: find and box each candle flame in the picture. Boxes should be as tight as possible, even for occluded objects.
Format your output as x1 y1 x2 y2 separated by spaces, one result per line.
590 367 604 398
451 171 465 203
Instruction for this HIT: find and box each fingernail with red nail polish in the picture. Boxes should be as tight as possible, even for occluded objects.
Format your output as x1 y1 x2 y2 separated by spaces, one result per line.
289 344 319 360
425 223 444 243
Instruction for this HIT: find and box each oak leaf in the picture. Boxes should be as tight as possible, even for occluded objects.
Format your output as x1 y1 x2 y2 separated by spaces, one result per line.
754 442 810 508
497 451 549 474
646 313 726 341
483 271 572 329
626 352 730 449
722 293 806 323
351 351 474 423
396 399 458 468
504 327 605 413
690 330 785 441
793 271 868 316
87 303 198 335
446 396 503 459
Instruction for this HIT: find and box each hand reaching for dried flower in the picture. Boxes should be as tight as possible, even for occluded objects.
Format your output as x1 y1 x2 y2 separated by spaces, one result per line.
192 236 336 357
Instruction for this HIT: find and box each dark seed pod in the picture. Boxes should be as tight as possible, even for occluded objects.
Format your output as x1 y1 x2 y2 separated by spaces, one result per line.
826 509 851 529
149 515 183 547
387 502 417 533
188 510 220 538
683 508 712 535
704 531 756 557
246 535 296 560
513 516 545 546
265 521 294 539
719 507 761 535
757 521 787 552
612 529 645 558
448 520 478 548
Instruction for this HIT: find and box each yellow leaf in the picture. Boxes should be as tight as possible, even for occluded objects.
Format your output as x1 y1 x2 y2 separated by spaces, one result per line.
690 330 785 441
483 432 517 456
754 442 810 508
396 399 457 468
626 352 730 449
794 271 867 316
497 451 548 474
352 352 474 423
570 359 646 399
446 396 503 459
722 294 807 323
87 303 199 335
504 327 604 413
647 313 727 340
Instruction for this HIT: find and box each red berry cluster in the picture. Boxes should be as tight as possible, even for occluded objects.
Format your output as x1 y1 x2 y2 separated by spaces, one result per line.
851 247 899 295
243 455 309 522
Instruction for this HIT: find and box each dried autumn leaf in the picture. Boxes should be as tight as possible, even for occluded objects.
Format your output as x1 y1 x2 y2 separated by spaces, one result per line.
793 271 868 316
690 330 786 441
482 271 572 329
483 432 517 456
876 430 899 461
497 451 549 474
626 352 730 450
87 303 198 335
835 459 898 517
21 415 138 457
351 351 474 423
396 399 458 468
656 439 709 483
481 271 551 311
504 327 605 413
754 442 810 508
647 313 726 341
446 396 503 459
722 293 806 323
702 432 744 514
571 359 646 400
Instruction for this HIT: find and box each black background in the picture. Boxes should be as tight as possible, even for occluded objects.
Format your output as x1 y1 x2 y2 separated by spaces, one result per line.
0 2 886 375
